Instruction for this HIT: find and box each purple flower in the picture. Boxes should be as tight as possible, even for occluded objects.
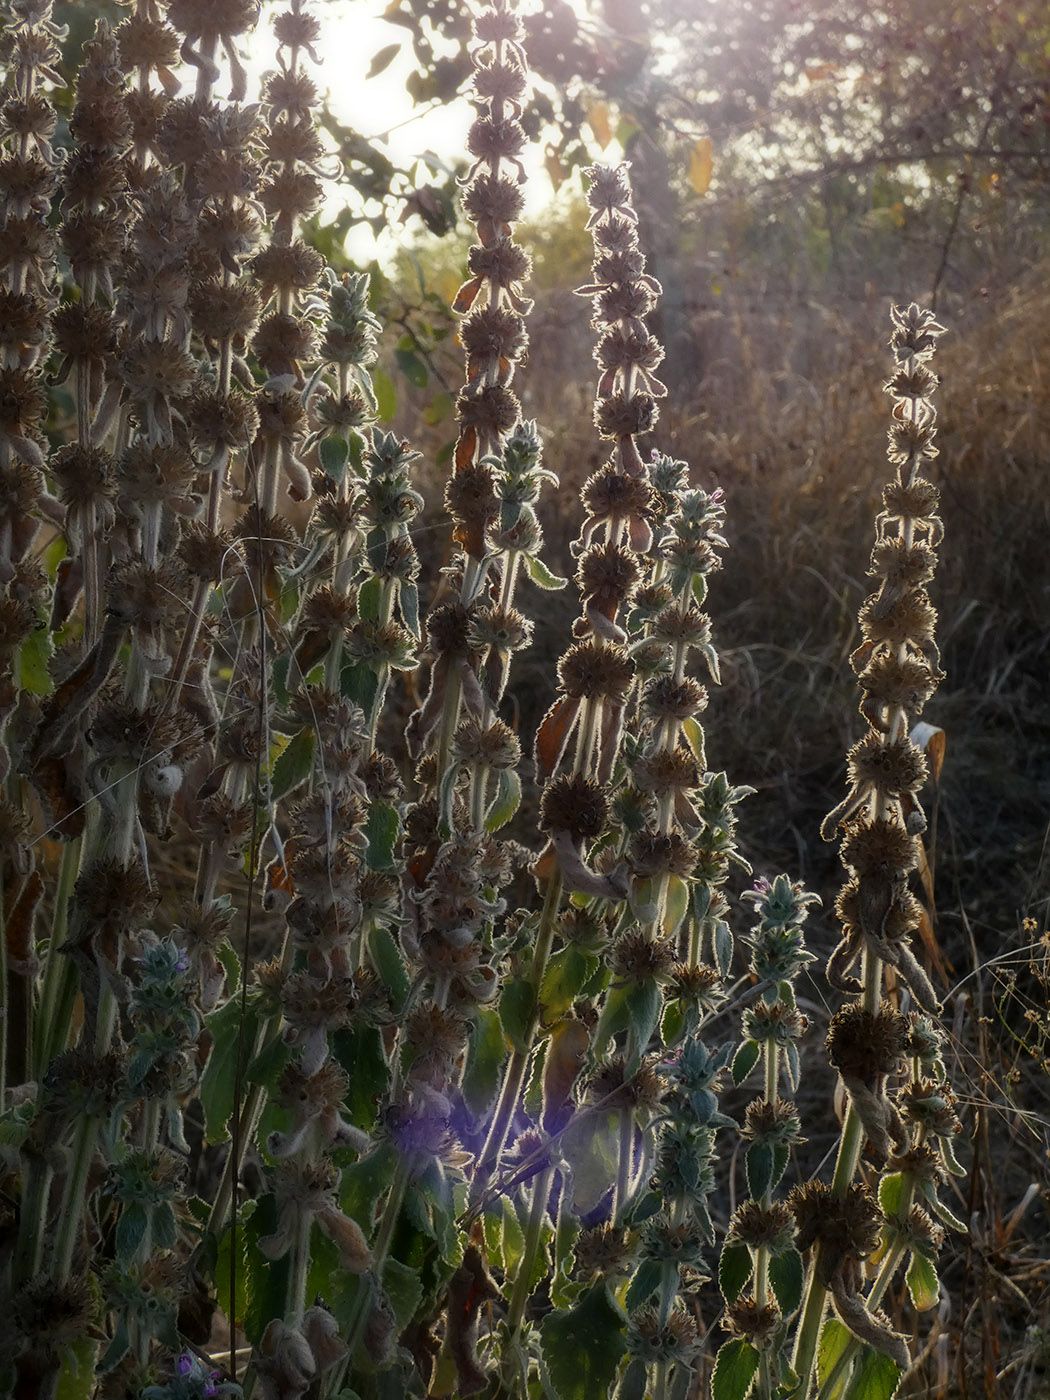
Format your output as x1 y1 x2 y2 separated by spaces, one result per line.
176 1353 194 1377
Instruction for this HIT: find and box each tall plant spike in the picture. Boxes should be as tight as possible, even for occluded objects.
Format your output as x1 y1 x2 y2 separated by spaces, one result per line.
791 303 952 1397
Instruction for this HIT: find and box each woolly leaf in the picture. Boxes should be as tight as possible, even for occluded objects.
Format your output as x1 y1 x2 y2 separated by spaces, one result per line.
365 801 399 869
718 1239 753 1303
400 580 420 638
358 573 384 622
319 433 349 480
331 1024 389 1130
535 696 579 779
271 726 315 800
817 1318 853 1397
732 1039 760 1086
340 1141 399 1230
539 1282 627 1400
713 919 734 978
663 874 689 937
200 995 258 1139
905 1252 940 1311
769 1247 804 1314
552 1209 580 1308
115 1203 148 1263
878 1173 906 1217
383 1256 424 1332
244 1194 291 1345
844 1347 902 1400
624 978 662 1051
541 946 596 1020
54 1337 100 1400
624 1258 664 1312
745 1142 774 1200
370 924 410 1010
500 978 536 1053
17 621 52 696
682 715 706 765
616 1359 649 1400
462 1005 506 1116
711 1338 759 1400
525 553 568 590
485 766 521 832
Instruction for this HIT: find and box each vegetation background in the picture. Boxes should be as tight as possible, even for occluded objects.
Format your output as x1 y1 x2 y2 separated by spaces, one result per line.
291 0 1050 1388
14 0 1050 1392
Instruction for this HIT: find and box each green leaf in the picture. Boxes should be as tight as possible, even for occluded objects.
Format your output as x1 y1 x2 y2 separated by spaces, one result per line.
485 766 521 832
615 1358 649 1400
845 1346 902 1400
745 1142 774 1200
331 1025 390 1131
200 995 257 1139
662 874 689 937
395 346 428 388
246 1029 291 1090
365 801 399 869
357 573 385 622
878 1172 905 1217
271 726 315 800
681 715 706 765
713 920 734 978
732 1039 761 1086
769 1247 804 1314
552 1208 580 1309
500 1196 526 1273
817 1318 853 1398
624 979 662 1051
54 1337 100 1400
500 978 536 1053
539 1282 627 1400
540 946 596 1021
214 1221 251 1337
18 622 52 696
341 660 379 714
905 1252 939 1311
711 1337 759 1400
340 1141 399 1230
319 434 350 480
382 1256 424 1331
369 924 410 1010
462 1005 506 1117
624 1257 664 1312
244 1195 291 1346
718 1240 753 1304
400 581 420 639
367 41 400 78
524 553 568 590
373 366 396 421
115 1202 148 1263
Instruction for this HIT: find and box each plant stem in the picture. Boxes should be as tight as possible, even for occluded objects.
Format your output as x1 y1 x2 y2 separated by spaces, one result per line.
469 871 563 1208
50 1114 97 1284
507 1162 554 1338
33 838 81 1079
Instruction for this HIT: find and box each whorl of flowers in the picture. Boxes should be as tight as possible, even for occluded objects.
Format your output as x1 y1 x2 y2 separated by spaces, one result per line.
822 303 946 1013
250 0 326 515
450 0 533 550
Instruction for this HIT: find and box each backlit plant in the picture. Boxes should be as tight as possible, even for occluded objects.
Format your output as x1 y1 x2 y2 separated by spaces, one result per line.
0 2 961 1398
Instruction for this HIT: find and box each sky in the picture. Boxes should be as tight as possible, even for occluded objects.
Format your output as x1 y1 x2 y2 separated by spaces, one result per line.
248 0 602 265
